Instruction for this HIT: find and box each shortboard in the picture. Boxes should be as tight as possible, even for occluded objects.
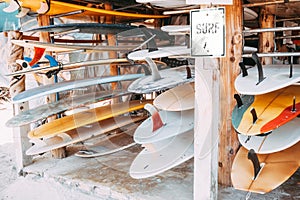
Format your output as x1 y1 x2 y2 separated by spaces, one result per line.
232 85 300 135
5 0 169 19
238 116 300 154
134 104 194 144
128 57 194 94
26 115 145 155
231 142 300 194
153 83 194 111
6 90 131 127
28 99 152 139
235 64 300 95
74 121 140 158
12 74 143 103
130 130 194 179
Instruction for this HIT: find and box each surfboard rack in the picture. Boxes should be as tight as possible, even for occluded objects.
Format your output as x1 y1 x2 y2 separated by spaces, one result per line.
250 108 258 124
161 57 189 68
247 149 262 180
234 94 243 108
251 52 266 85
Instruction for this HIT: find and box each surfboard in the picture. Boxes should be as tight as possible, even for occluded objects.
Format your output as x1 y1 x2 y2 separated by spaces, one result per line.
28 99 152 139
153 83 194 111
235 64 300 95
0 2 20 32
130 130 194 179
243 7 258 21
6 90 131 127
231 142 300 194
26 115 145 155
134 104 194 144
5 0 169 19
11 39 139 53
127 46 190 60
74 120 141 158
161 25 190 33
136 0 188 8
238 117 300 154
232 85 300 135
128 58 194 94
12 74 143 103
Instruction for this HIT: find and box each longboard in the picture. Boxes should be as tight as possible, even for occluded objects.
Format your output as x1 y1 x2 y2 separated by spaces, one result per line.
153 83 194 111
11 39 139 53
238 117 300 154
7 0 169 19
235 64 300 95
12 74 143 103
232 85 300 135
128 58 194 94
28 99 152 139
26 115 145 155
134 104 194 144
127 46 190 60
231 143 300 194
130 130 194 179
74 121 141 158
6 90 131 127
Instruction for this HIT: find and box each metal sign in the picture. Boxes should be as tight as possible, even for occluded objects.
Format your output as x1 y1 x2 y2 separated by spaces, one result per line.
190 7 225 57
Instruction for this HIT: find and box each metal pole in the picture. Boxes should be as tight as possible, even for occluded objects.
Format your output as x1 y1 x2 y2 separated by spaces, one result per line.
242 52 300 58
243 26 300 34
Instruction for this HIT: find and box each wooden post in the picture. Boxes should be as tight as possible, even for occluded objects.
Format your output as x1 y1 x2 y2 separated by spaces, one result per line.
7 31 32 172
37 15 66 159
104 3 118 91
218 0 243 186
259 8 275 65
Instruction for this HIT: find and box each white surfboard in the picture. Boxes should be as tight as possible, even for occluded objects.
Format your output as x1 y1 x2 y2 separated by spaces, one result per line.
127 46 190 60
128 58 194 94
136 0 188 8
235 64 300 95
134 105 194 144
238 117 300 154
13 74 143 103
130 130 194 179
153 83 194 111
26 116 145 155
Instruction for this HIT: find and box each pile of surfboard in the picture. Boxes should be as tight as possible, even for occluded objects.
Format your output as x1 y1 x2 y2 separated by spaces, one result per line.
128 57 195 179
231 53 300 194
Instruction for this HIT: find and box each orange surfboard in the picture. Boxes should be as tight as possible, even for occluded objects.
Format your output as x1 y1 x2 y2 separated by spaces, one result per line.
232 85 300 135
28 100 152 139
231 142 300 194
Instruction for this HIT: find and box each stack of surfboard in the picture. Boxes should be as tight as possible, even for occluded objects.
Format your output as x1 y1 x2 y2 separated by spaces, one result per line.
231 55 300 194
130 83 195 179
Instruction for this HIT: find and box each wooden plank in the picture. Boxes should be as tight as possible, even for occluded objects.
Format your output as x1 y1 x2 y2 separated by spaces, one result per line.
218 0 243 186
7 31 32 171
259 8 275 65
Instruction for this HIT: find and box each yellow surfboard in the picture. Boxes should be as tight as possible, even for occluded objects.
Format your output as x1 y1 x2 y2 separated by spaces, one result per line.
28 100 152 139
14 0 169 19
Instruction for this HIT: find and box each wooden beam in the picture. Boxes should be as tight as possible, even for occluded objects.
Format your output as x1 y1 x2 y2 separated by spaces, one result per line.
7 31 32 172
259 9 275 65
218 0 243 186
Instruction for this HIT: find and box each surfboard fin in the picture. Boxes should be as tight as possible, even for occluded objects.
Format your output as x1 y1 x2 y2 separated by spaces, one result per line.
29 47 46 67
234 94 243 108
3 0 20 13
247 149 262 180
16 7 30 18
251 52 265 85
186 66 192 79
239 62 248 77
44 55 62 78
291 96 296 112
145 57 161 81
144 103 164 132
37 0 50 14
139 25 158 52
250 108 258 124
